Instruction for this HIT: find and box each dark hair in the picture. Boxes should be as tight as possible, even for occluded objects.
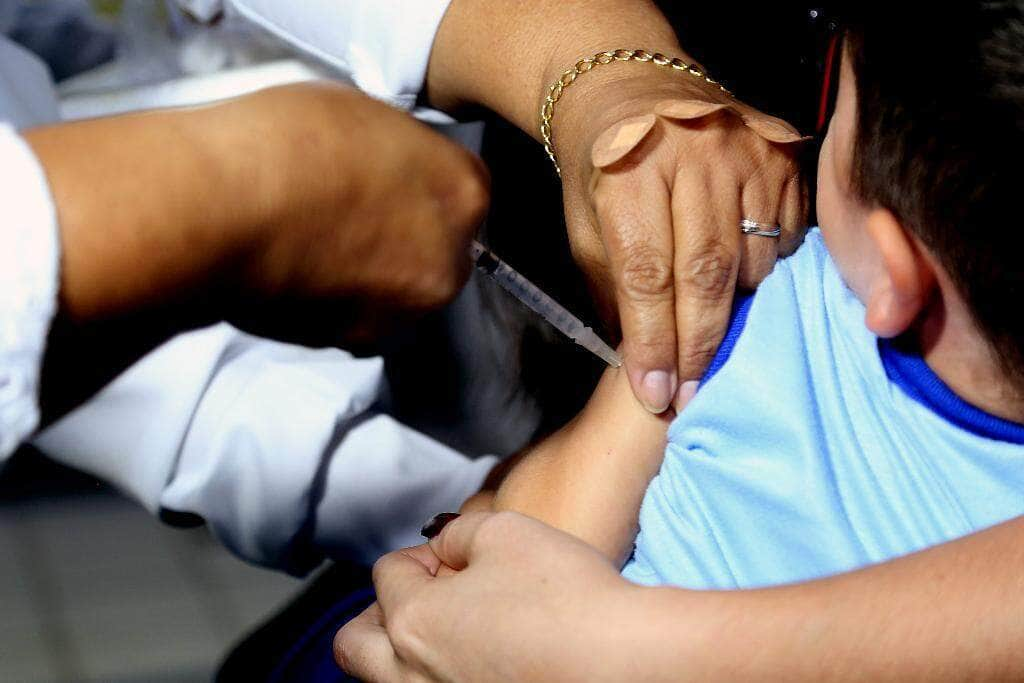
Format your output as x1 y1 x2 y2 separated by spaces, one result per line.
845 2 1024 384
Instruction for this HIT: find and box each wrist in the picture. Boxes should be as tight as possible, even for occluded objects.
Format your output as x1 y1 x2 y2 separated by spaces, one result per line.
629 583 830 682
538 41 687 105
597 581 695 680
427 0 690 137
623 584 734 681
544 56 728 180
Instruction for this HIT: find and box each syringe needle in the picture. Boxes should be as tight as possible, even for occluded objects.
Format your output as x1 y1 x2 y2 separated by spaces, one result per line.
470 240 622 368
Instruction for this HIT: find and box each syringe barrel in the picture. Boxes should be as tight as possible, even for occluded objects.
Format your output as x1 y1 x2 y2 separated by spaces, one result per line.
471 242 583 339
470 240 622 367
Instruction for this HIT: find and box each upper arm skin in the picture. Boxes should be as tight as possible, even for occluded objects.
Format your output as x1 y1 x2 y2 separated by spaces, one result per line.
485 366 671 565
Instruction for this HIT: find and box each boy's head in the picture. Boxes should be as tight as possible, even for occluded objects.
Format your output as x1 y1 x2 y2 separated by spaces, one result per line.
816 2 1024 385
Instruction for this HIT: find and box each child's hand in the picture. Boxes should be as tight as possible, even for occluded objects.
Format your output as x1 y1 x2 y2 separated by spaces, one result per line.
429 486 498 577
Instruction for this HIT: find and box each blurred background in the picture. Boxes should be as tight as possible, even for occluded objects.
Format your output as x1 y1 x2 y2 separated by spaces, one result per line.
0 2 326 681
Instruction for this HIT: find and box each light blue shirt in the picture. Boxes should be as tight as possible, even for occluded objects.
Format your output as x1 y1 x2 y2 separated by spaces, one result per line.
622 230 1024 589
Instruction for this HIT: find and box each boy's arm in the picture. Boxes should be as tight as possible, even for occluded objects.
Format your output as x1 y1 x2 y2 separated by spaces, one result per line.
468 367 671 565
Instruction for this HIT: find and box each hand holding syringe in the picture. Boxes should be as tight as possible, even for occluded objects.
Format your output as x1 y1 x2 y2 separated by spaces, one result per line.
470 240 622 368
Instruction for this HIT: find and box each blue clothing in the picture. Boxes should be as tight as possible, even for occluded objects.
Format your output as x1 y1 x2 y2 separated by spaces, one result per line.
621 229 1024 589
268 588 374 683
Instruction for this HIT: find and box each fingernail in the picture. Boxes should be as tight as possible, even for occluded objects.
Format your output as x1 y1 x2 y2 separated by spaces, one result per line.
421 512 460 539
640 370 675 414
674 380 700 412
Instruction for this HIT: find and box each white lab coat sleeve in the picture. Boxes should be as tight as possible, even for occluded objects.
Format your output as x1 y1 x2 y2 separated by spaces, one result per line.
179 0 452 109
0 123 60 461
34 324 497 573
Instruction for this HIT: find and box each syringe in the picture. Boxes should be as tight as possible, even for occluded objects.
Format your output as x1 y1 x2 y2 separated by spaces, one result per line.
470 240 622 368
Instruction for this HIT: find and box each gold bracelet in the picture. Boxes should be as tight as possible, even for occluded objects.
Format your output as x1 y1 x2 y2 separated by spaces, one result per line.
540 49 731 176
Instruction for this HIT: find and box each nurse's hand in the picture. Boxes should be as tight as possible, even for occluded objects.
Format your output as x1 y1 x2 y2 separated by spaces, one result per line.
427 0 806 414
28 82 489 344
551 67 806 412
334 512 642 683
336 512 1024 682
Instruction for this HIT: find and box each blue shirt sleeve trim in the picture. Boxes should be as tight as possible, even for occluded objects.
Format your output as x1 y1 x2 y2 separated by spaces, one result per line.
878 338 1024 445
700 292 755 387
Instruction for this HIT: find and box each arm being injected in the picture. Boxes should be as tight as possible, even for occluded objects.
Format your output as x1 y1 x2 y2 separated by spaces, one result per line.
470 241 622 368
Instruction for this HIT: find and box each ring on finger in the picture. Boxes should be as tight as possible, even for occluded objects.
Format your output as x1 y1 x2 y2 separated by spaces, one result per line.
740 218 782 238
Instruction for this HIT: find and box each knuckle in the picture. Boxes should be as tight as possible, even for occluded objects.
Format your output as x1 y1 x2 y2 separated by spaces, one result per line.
680 245 736 299
618 244 673 300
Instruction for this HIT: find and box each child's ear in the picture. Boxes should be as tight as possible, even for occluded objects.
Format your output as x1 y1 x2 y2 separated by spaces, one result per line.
863 208 936 338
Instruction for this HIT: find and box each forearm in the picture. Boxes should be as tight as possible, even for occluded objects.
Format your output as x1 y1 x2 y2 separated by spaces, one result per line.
25 103 263 422
24 101 272 323
27 82 489 425
491 367 669 565
427 0 686 137
26 87 352 420
629 515 1024 680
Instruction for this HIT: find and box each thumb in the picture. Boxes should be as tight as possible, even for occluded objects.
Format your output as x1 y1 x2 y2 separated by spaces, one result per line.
426 511 500 571
371 545 438 615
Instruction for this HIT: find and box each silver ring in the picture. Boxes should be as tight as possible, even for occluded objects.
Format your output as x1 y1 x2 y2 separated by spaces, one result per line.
740 218 782 238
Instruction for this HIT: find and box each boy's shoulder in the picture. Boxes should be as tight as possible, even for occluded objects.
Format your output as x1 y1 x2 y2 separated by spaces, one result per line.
681 227 876 444
628 230 1024 591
